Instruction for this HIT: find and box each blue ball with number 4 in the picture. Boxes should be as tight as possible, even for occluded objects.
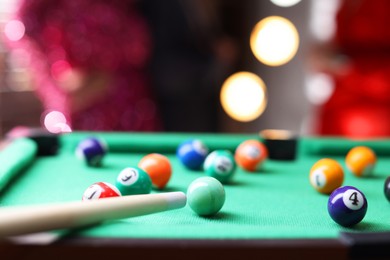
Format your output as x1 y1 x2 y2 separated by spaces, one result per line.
327 186 368 227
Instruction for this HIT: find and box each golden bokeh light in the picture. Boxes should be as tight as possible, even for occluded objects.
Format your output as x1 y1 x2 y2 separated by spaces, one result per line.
220 72 267 122
250 16 299 66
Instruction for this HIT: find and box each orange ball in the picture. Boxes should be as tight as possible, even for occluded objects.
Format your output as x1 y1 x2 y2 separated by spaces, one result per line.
346 146 376 177
309 158 344 194
234 139 268 172
138 153 172 189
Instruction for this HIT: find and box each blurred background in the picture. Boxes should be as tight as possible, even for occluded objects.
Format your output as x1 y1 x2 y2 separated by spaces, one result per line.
1 0 387 138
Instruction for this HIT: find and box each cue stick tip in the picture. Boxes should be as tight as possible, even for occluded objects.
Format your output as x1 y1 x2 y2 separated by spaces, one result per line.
162 191 187 209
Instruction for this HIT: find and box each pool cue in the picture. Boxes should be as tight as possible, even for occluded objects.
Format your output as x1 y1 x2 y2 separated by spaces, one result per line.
0 191 186 238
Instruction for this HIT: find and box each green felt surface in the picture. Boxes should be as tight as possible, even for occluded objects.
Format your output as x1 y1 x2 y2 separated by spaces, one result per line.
298 137 390 156
0 138 37 192
1 132 390 240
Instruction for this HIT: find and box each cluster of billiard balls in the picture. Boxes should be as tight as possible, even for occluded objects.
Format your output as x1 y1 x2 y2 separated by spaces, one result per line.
309 146 377 227
177 138 268 216
75 136 268 217
177 139 268 182
76 137 172 200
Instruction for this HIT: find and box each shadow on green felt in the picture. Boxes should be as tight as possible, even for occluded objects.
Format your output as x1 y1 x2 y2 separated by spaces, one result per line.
250 165 286 175
52 223 101 242
340 220 383 232
193 211 241 222
363 172 388 180
223 178 253 187
181 168 204 174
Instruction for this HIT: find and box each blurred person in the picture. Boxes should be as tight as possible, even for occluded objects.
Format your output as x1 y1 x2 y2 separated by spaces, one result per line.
7 0 161 131
309 0 390 138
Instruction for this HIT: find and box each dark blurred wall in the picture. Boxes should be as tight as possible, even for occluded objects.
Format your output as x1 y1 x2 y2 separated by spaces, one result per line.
140 0 255 132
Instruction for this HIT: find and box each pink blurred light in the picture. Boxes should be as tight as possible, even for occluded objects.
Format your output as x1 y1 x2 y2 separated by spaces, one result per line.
43 110 68 133
54 122 72 133
4 20 25 41
50 60 71 81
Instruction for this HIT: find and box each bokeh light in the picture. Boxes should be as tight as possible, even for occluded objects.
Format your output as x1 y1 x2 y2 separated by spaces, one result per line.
270 0 301 7
220 72 267 122
4 19 25 41
341 107 390 138
53 122 72 133
250 16 299 66
42 110 72 133
304 73 335 105
310 0 340 42
50 60 72 81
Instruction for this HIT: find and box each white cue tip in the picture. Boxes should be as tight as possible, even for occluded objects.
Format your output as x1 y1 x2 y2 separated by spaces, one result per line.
162 191 187 209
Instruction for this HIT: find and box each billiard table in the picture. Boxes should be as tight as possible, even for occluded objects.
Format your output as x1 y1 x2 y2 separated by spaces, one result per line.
0 130 389 259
